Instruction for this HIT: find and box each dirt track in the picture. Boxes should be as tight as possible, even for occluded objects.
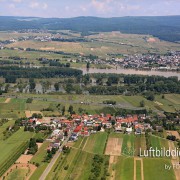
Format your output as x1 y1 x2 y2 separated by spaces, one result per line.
4 98 11 103
105 138 122 156
109 156 118 180
168 141 180 180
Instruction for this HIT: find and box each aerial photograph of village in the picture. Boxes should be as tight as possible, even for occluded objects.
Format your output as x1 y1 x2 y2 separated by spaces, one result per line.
0 0 180 180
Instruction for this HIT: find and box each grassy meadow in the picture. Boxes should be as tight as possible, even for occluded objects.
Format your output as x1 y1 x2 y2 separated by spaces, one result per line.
83 132 108 154
143 158 175 180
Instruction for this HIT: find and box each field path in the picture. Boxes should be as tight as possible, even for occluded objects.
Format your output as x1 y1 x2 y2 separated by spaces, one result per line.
134 157 144 180
109 156 118 180
82 137 88 150
4 98 11 103
168 141 180 180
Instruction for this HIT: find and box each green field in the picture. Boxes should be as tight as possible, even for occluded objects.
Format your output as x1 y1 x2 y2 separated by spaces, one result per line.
83 132 108 154
165 94 180 105
143 158 175 180
46 148 109 180
5 169 29 180
121 134 135 156
46 148 80 180
0 128 34 176
0 128 33 164
136 160 141 180
0 93 177 117
150 135 169 152
114 156 134 180
134 135 146 156
0 98 26 118
29 132 178 180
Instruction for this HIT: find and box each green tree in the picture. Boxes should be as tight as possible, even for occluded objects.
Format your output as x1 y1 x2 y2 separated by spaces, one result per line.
62 106 65 115
86 62 90 69
140 100 145 107
54 83 59 91
68 105 73 114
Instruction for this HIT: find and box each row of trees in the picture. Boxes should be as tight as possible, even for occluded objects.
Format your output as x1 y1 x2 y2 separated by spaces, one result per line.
0 70 180 95
0 66 82 83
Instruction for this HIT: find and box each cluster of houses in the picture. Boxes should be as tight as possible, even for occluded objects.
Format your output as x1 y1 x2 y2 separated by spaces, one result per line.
21 113 159 149
115 52 180 71
48 113 153 146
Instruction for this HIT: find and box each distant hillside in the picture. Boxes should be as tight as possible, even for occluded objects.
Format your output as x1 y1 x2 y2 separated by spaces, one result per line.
0 16 180 42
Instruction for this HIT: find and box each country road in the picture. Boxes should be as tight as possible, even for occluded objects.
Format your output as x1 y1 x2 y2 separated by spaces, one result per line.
39 128 74 180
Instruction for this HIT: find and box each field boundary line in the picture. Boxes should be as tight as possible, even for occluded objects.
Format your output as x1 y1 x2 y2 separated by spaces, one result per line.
82 137 88 150
78 137 85 149
134 158 136 180
134 157 144 180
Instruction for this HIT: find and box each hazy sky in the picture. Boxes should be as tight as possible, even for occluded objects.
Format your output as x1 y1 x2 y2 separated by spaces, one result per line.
0 0 180 18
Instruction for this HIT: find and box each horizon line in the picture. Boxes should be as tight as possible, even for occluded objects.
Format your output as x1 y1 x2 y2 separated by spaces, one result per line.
0 15 180 19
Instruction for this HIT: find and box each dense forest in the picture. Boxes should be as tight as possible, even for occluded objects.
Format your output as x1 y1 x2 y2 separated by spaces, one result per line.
0 16 180 42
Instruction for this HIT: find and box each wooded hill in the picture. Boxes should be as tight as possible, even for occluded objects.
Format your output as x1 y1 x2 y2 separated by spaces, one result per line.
0 16 180 42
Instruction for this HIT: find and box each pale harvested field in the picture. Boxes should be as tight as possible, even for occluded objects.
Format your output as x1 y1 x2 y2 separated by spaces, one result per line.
16 155 33 164
4 98 11 103
25 111 43 118
167 131 180 140
105 138 122 156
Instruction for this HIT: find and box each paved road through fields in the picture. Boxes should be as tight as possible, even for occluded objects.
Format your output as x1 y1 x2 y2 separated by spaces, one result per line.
39 128 74 180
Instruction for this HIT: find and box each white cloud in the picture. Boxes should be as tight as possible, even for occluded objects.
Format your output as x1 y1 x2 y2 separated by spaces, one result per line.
80 6 87 12
91 0 112 13
29 2 39 9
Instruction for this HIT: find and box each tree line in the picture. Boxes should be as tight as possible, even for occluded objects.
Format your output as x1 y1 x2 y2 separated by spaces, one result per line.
0 66 82 83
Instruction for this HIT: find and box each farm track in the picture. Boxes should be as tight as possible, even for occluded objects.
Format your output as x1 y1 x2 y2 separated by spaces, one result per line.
168 141 180 180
